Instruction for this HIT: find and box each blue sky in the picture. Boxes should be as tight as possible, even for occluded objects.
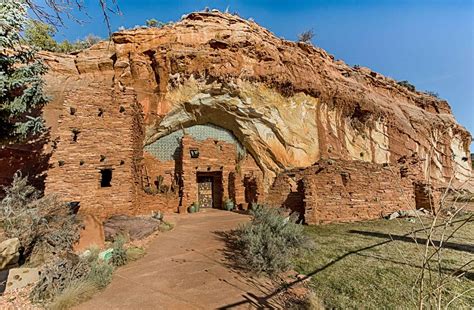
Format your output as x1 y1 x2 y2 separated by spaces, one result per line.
53 0 473 148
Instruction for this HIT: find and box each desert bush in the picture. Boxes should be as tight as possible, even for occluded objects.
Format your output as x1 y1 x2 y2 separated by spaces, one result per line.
425 90 440 98
397 80 416 92
31 251 114 307
145 18 166 28
87 259 114 289
297 29 315 44
31 256 91 303
158 220 174 232
110 235 128 267
413 189 474 308
235 205 309 275
126 247 146 262
0 172 81 264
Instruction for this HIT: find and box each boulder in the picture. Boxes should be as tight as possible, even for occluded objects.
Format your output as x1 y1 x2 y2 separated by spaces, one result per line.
5 268 39 292
103 215 160 241
0 238 20 270
74 214 105 252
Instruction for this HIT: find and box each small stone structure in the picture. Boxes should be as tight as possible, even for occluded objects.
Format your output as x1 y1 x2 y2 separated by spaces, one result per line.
142 127 263 213
267 157 440 224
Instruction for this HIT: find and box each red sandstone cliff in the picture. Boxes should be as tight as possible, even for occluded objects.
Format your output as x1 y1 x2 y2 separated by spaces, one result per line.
39 10 471 190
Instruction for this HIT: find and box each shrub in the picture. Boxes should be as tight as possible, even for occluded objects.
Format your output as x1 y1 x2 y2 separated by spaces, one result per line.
146 19 164 28
425 91 440 98
235 205 309 275
0 172 81 265
31 251 114 307
87 259 114 289
397 80 416 92
31 256 91 303
126 247 146 262
297 29 315 44
158 220 174 232
110 235 128 267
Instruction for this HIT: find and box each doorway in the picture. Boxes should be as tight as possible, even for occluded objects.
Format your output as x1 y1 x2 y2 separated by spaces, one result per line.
197 172 223 209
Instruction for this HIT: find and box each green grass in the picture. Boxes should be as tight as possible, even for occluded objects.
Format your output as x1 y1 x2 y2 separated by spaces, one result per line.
294 215 474 309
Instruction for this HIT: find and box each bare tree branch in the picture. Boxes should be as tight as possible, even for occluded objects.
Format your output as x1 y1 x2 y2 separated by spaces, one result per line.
24 0 120 35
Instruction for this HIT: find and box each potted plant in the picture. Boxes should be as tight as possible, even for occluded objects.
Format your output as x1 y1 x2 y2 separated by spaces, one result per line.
187 203 196 213
223 197 234 211
192 201 200 212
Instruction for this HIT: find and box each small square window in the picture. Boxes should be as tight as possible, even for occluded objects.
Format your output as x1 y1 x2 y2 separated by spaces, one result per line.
190 149 199 158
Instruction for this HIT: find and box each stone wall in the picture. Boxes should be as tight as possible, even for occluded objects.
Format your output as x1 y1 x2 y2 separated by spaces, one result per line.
139 134 265 213
180 135 239 210
44 84 142 219
268 158 425 224
138 192 180 214
143 151 177 191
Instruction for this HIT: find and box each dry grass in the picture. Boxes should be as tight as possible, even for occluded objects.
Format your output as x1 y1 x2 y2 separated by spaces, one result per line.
48 280 98 310
294 215 474 309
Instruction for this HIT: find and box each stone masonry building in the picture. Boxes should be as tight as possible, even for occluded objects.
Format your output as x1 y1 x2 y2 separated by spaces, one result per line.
1 11 471 224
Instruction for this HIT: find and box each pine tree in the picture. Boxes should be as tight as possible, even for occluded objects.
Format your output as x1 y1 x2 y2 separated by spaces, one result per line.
0 0 49 142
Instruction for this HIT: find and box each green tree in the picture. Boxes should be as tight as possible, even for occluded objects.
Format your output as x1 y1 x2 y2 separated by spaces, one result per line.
0 0 49 142
57 39 74 53
24 20 58 51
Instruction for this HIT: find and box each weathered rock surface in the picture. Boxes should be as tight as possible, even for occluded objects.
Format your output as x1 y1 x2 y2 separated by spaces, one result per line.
103 215 160 241
73 215 105 252
0 238 20 270
5 268 39 292
39 11 472 190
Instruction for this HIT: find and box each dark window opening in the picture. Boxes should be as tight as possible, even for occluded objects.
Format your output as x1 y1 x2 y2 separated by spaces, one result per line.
98 108 104 117
100 169 112 187
71 129 80 142
70 107 76 115
341 172 350 186
190 148 199 158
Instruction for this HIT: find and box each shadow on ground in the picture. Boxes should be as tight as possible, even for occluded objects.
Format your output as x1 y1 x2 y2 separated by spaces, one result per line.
214 230 308 309
214 216 474 309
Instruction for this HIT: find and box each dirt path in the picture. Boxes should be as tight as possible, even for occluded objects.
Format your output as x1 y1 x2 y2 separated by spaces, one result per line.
76 209 281 309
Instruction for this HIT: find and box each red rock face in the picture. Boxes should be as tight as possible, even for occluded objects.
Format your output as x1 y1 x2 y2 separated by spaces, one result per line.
111 11 471 187
3 11 469 218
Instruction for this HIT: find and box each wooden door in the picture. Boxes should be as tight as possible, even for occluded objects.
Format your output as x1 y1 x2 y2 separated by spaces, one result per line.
198 176 213 208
